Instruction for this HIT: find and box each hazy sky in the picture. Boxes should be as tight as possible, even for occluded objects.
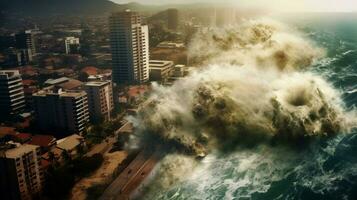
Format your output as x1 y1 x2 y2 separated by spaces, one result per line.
111 0 357 12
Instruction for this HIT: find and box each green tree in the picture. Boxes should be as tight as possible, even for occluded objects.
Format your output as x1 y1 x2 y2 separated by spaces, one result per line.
61 150 71 163
76 144 85 157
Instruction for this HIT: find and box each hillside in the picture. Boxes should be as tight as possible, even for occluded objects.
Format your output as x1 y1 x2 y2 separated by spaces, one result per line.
0 0 156 16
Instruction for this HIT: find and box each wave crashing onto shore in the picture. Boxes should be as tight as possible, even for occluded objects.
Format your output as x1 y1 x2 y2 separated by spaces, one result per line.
130 19 356 155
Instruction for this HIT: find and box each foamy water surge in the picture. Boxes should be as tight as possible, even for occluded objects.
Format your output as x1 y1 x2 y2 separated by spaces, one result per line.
128 19 357 199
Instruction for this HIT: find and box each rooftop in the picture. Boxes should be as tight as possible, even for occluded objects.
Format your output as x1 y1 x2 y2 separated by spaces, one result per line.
81 66 99 76
85 81 110 87
22 79 37 86
29 135 56 148
58 79 83 90
175 64 186 68
12 133 32 142
33 87 86 98
4 143 39 158
56 134 83 151
45 77 70 85
127 85 149 97
0 70 20 79
0 127 16 135
149 60 174 69
118 123 133 134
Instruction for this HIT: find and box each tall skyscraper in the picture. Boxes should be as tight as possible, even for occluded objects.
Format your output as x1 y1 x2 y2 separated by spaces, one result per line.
0 143 44 200
84 81 114 123
167 9 179 31
109 10 149 85
15 30 36 60
0 70 26 120
32 88 89 136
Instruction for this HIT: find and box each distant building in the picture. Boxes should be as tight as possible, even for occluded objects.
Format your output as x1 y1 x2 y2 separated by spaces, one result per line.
32 88 89 136
167 9 179 31
80 67 112 82
22 79 38 109
157 41 185 49
88 74 111 82
56 134 85 157
81 66 99 76
109 10 149 85
1 48 21 66
172 64 187 77
0 143 44 200
2 47 32 66
15 30 36 60
64 37 80 54
0 70 26 120
149 60 174 82
84 81 114 123
0 35 15 51
18 49 33 65
118 85 149 106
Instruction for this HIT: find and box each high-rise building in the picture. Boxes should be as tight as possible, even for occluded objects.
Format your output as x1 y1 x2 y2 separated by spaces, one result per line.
15 30 36 60
0 143 44 200
2 48 22 66
0 70 26 120
18 49 33 65
32 88 89 136
109 10 149 85
84 81 114 123
0 35 15 51
64 37 80 54
167 9 179 31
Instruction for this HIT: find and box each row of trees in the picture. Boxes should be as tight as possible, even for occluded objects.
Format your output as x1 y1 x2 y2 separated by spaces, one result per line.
43 153 104 199
86 118 124 144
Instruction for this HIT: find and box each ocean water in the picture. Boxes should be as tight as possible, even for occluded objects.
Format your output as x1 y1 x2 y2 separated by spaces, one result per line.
140 14 357 200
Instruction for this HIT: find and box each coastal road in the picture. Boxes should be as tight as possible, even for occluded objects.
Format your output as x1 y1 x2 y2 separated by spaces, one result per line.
99 150 161 200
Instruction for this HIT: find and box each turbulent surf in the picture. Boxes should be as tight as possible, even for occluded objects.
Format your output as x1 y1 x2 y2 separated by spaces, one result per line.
129 18 357 200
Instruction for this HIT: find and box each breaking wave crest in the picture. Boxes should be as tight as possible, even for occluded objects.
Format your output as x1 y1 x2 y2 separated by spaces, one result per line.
130 19 356 155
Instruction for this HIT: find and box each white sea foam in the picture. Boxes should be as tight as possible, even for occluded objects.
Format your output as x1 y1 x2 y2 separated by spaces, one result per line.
131 19 357 199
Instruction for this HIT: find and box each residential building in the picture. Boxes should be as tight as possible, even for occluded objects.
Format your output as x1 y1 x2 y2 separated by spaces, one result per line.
56 134 85 157
0 143 44 200
149 60 174 82
167 9 179 31
172 64 187 77
32 88 89 136
0 70 26 120
84 81 114 123
64 37 80 54
109 10 149 85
